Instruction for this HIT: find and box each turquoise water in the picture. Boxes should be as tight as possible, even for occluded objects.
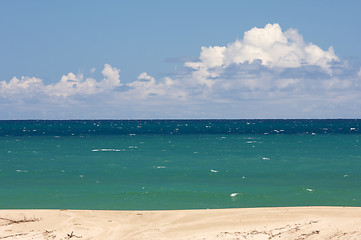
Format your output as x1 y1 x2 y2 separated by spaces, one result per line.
1 120 361 210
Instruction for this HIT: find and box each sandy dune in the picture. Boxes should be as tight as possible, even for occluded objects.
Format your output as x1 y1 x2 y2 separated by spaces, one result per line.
1 207 361 239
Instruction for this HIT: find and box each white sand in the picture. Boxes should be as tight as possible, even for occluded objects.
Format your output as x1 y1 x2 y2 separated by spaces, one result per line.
1 207 361 239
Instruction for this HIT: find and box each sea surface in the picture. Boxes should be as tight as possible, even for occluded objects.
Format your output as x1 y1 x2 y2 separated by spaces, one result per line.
1 119 361 210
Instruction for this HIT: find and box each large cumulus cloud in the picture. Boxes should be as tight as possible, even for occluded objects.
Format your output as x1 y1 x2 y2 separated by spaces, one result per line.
184 24 340 89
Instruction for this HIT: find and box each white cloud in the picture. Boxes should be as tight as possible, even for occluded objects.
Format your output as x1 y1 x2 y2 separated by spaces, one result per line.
0 64 122 99
185 23 339 86
101 64 122 90
1 23 361 119
0 76 44 98
126 72 161 98
45 73 97 97
125 72 187 100
179 24 361 103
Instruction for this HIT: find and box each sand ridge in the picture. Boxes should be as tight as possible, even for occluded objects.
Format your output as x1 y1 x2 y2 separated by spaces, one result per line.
1 207 361 239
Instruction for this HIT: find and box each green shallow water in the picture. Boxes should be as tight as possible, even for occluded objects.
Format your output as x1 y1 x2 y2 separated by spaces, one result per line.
1 120 361 210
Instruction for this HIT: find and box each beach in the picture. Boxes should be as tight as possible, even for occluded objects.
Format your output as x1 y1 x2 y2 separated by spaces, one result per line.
2 120 361 239
1 207 361 239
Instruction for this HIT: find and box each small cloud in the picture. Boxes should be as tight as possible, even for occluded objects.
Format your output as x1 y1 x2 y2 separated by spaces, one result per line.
125 72 186 100
1 64 122 99
90 68 96 73
101 64 122 90
0 76 44 98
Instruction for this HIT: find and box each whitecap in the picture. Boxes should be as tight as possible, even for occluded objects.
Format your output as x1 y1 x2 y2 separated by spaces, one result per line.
16 170 28 173
230 193 239 197
306 188 314 192
104 149 121 151
156 166 166 169
92 149 121 152
210 169 218 173
262 157 270 160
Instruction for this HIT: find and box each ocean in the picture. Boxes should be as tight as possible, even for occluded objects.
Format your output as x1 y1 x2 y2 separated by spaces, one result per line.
1 119 361 210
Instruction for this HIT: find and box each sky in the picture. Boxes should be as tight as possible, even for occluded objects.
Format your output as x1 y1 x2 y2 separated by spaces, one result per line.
1 0 361 119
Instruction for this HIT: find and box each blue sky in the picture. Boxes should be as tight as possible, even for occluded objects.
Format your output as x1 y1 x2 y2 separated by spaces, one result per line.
1 0 361 119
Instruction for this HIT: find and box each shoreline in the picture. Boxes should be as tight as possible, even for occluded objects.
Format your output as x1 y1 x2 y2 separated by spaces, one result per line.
1 206 361 239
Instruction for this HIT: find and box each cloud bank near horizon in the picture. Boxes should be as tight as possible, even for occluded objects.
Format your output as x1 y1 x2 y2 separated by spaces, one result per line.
1 24 361 119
